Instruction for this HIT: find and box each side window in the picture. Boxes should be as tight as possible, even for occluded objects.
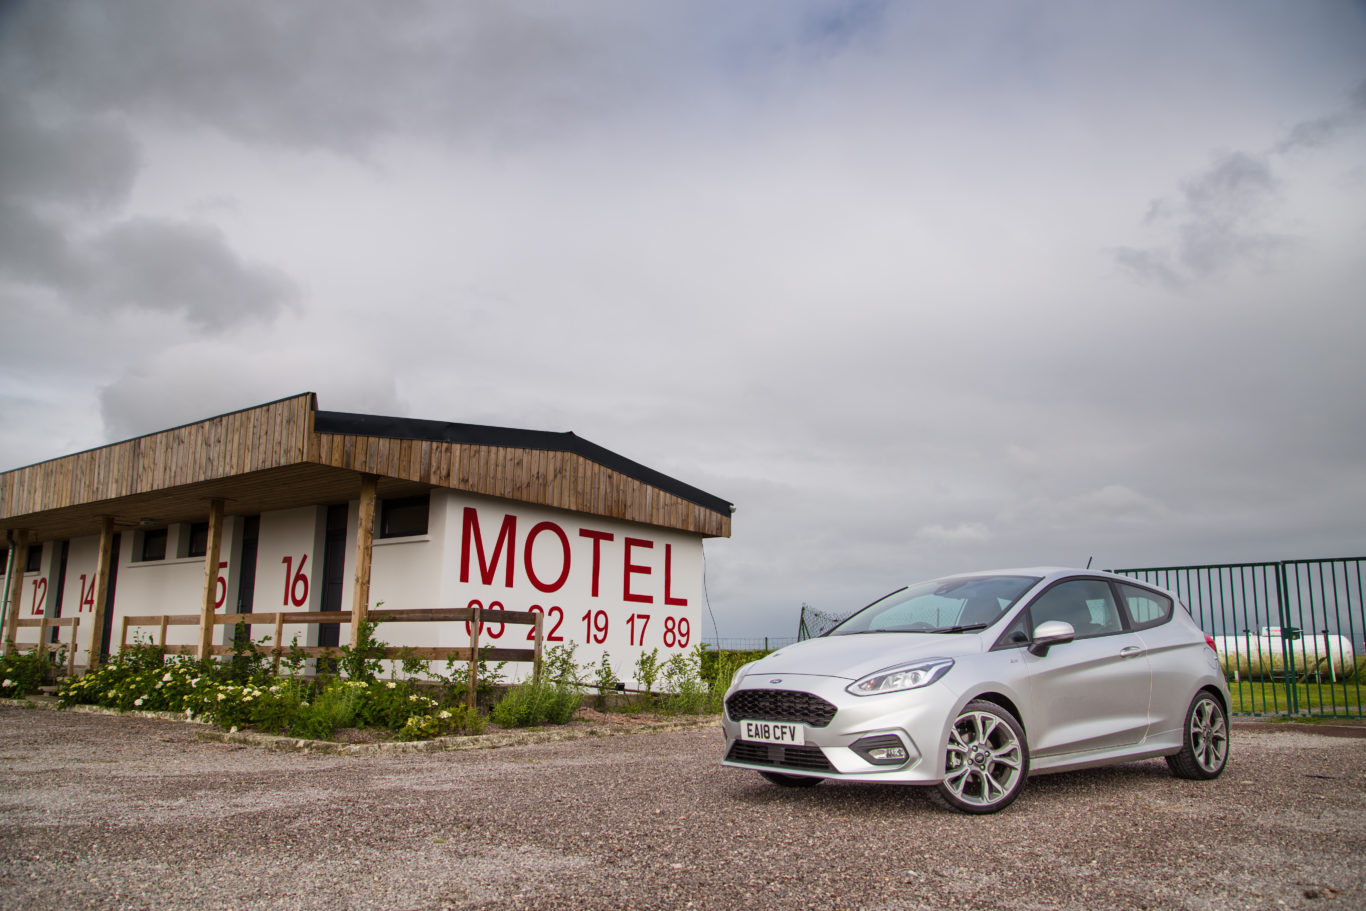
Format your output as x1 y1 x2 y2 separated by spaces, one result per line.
184 522 209 558
380 495 429 539
25 545 43 573
138 528 168 562
1118 583 1172 630
1027 579 1124 638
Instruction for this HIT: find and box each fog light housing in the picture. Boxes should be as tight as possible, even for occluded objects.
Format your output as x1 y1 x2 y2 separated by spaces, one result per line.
851 734 910 766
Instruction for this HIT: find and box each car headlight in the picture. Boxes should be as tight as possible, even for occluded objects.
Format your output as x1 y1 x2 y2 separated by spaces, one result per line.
846 658 954 696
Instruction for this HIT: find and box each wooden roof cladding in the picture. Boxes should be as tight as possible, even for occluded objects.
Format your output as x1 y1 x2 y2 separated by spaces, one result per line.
1 393 732 542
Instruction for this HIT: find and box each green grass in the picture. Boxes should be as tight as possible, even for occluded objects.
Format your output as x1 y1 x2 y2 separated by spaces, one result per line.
1227 677 1366 717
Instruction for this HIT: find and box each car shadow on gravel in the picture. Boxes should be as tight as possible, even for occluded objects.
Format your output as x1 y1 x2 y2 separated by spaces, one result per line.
727 758 1180 814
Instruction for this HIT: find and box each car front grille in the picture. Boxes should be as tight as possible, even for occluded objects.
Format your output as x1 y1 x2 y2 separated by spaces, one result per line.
726 741 834 771
725 689 837 728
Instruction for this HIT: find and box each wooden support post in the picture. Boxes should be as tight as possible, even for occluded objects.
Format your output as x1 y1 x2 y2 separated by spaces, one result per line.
87 518 115 670
272 613 285 676
68 618 79 676
198 499 225 661
532 610 544 685
350 474 377 647
467 607 480 709
119 616 129 654
159 615 170 648
36 611 50 659
3 530 28 655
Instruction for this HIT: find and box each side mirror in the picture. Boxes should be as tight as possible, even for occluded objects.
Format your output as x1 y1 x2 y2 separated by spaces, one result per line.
1028 620 1076 657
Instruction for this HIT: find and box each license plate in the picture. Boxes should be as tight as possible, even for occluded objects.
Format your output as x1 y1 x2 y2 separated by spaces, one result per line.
740 720 804 745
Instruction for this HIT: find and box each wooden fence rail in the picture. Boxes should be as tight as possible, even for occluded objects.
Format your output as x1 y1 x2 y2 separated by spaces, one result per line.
119 608 543 709
12 616 81 677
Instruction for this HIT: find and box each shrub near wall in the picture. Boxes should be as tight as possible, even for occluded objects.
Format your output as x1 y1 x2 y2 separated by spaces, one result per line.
56 636 486 741
0 648 55 699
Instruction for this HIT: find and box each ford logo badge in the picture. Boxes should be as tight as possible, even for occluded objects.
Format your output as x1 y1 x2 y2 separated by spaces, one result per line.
769 678 782 685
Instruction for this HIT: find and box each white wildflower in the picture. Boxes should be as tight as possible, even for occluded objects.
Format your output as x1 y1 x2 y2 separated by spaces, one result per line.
386 681 397 689
162 673 174 682
134 697 145 706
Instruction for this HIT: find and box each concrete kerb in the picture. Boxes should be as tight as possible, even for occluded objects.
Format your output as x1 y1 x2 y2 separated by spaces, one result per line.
197 717 720 755
1 695 720 755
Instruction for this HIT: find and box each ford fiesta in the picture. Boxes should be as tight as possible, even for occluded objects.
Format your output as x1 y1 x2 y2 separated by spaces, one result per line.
721 568 1230 813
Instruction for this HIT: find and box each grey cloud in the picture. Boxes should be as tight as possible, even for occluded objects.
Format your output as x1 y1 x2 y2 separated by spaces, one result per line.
0 95 139 209
1277 78 1366 153
2 0 890 155
1116 151 1287 288
0 6 301 334
85 218 298 329
0 211 298 330
1117 77 1366 290
98 348 405 442
0 204 85 287
2 0 670 152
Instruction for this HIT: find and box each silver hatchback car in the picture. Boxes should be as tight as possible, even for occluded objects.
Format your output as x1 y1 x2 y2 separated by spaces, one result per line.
722 568 1231 813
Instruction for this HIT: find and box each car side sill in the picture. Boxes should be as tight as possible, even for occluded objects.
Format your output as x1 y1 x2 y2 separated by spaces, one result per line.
1029 741 1180 776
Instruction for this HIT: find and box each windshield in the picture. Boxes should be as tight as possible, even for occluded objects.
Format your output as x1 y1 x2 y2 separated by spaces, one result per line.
828 575 1041 635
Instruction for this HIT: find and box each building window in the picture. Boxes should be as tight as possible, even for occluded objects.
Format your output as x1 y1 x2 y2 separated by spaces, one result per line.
380 495 429 538
185 522 209 558
139 528 168 562
0 548 7 574
25 546 42 573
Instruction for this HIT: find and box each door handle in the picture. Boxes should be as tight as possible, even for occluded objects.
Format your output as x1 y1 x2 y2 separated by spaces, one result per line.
1119 646 1143 657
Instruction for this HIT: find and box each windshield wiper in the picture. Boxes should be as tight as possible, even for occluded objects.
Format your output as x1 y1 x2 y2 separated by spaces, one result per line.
929 623 990 634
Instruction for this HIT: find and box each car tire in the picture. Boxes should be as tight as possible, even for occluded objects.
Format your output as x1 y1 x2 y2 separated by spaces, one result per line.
932 700 1029 814
1167 690 1229 780
759 771 822 788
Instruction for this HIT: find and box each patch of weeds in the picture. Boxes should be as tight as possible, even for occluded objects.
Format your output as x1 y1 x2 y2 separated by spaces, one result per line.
491 678 582 727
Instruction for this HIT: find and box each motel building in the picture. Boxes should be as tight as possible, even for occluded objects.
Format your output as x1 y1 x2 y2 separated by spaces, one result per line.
0 393 733 683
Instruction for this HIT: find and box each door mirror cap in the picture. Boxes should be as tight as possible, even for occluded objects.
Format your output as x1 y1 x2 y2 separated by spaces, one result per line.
1028 620 1076 657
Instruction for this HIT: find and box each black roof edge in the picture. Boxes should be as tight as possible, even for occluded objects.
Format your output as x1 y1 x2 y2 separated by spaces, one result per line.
313 410 733 518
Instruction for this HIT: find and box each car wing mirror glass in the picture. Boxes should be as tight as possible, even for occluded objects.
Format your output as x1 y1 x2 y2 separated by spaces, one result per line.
1028 620 1076 657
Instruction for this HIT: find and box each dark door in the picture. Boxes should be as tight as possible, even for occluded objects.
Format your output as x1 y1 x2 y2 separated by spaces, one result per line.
99 535 121 661
50 541 69 646
234 516 259 638
317 505 348 656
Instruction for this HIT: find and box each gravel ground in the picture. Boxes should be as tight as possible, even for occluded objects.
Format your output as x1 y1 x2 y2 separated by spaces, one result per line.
1 706 1363 911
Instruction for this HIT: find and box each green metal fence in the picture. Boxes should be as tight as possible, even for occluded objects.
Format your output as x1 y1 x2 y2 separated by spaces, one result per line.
1114 558 1366 718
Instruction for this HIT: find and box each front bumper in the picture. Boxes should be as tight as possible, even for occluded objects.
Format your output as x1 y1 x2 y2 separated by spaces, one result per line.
720 673 952 784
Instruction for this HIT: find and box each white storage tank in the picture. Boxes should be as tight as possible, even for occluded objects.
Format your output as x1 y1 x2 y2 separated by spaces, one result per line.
1214 627 1356 681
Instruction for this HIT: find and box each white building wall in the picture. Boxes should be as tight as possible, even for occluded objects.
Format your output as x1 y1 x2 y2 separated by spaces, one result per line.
251 506 326 652
421 490 705 686
15 488 709 686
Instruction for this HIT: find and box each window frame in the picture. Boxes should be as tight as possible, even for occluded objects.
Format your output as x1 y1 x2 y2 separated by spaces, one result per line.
183 522 209 559
378 494 430 539
1114 581 1174 631
137 528 168 562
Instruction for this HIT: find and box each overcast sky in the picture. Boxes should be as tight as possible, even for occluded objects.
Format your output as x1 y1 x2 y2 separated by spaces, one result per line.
2 1 1364 639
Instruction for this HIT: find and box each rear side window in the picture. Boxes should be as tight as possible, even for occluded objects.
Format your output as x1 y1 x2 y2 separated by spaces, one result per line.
1118 583 1173 630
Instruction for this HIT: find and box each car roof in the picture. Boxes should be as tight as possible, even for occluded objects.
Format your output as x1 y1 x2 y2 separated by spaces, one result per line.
928 567 1177 599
